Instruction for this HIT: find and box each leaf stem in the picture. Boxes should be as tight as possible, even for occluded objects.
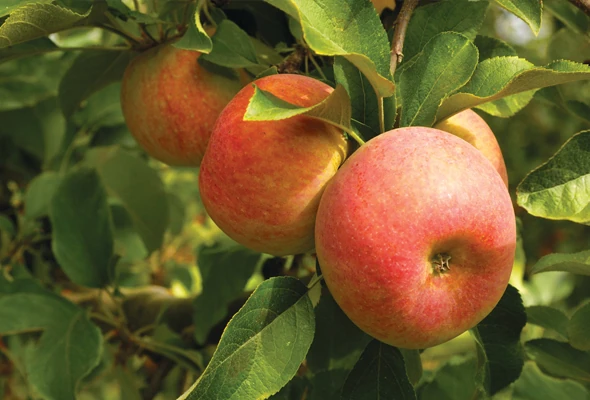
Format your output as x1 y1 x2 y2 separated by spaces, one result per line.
93 23 142 45
308 53 328 81
390 0 420 78
377 96 385 133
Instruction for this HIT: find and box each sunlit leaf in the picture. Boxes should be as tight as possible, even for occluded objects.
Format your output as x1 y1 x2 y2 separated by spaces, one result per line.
403 0 489 62
399 32 478 127
494 0 542 35
180 277 315 400
517 131 590 225
0 3 89 48
244 83 352 132
437 59 590 121
264 0 395 97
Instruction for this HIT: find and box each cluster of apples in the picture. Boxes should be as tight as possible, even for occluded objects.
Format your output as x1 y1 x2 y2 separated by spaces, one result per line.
121 44 516 349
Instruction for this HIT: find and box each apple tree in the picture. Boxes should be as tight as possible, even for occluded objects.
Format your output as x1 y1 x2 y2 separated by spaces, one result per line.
1 0 590 399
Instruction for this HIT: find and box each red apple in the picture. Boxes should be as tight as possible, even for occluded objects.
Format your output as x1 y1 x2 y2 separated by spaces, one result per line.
315 127 516 349
120 44 245 166
199 74 349 256
434 109 509 186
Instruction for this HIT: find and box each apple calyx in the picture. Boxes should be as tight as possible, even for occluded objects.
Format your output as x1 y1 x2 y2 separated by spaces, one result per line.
431 252 451 274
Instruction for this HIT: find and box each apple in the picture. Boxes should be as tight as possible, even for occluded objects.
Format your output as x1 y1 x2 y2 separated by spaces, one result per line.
434 109 509 186
199 74 349 256
315 127 516 349
120 44 245 166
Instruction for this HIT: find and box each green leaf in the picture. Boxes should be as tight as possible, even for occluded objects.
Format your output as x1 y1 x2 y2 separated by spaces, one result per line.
0 3 89 48
517 131 590 225
474 35 517 61
418 356 477 400
0 215 15 237
0 96 66 163
264 0 395 98
73 83 125 129
193 240 261 345
24 171 62 219
512 362 590 400
59 50 133 117
399 32 478 127
544 0 590 35
535 86 590 124
526 306 569 339
1 0 51 18
525 339 590 381
244 83 352 132
470 285 526 395
180 276 315 400
173 7 213 53
400 348 423 387
306 292 371 399
403 0 489 63
530 250 590 276
49 167 115 288
333 56 395 138
341 339 416 400
494 0 543 35
0 53 68 111
0 37 57 64
568 302 590 351
200 19 259 68
437 59 590 121
110 204 148 263
173 21 211 53
0 293 103 400
85 146 169 253
547 28 590 64
269 376 309 400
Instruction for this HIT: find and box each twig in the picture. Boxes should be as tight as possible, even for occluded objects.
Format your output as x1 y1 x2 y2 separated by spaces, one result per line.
569 0 590 16
390 0 420 77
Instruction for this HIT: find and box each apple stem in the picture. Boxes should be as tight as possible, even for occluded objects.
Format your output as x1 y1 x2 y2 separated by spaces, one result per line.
431 253 451 274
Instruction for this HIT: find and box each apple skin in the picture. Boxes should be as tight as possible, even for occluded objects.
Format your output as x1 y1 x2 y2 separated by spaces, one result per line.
434 109 509 186
315 127 516 349
199 74 349 256
120 44 245 166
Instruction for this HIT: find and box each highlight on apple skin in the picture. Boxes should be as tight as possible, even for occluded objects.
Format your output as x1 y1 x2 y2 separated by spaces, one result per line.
199 74 349 256
435 109 509 187
120 44 245 167
315 127 516 349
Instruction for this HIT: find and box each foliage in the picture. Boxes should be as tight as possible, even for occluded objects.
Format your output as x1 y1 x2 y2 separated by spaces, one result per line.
1 0 590 399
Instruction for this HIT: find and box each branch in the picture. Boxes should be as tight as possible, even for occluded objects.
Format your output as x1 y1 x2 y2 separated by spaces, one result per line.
390 0 420 78
569 0 590 16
